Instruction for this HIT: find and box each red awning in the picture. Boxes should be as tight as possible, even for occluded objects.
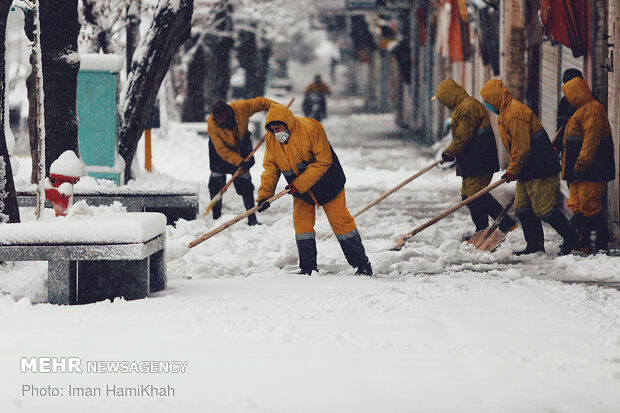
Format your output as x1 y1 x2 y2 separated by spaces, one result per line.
540 0 590 58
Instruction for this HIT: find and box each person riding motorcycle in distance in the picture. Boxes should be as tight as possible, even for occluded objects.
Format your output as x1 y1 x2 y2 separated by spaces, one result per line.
303 74 332 120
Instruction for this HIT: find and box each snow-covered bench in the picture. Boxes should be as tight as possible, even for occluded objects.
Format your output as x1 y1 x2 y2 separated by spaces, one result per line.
16 186 199 225
0 213 167 305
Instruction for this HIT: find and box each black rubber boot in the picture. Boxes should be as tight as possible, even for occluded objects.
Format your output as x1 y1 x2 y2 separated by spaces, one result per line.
338 231 372 276
588 212 610 251
570 212 592 252
542 208 581 255
296 238 317 275
482 194 518 233
514 209 545 255
241 192 259 226
355 262 373 276
464 195 488 232
208 175 226 219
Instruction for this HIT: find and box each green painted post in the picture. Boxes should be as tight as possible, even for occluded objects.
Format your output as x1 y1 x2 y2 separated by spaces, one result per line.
77 55 123 185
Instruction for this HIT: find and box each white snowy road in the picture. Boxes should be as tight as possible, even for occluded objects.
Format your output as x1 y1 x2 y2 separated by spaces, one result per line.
2 96 620 412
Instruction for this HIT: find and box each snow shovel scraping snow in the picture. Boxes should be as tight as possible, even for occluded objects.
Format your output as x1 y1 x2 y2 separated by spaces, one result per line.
392 178 507 251
202 97 295 218
466 197 515 251
190 188 291 249
353 159 441 218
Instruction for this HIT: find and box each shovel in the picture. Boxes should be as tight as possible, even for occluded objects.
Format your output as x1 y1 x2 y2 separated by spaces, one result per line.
190 188 291 248
392 178 506 251
203 97 295 218
466 197 515 251
353 159 441 218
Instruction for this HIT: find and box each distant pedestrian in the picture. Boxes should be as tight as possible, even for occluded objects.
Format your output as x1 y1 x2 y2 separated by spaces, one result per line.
256 102 372 276
560 76 616 252
480 79 581 256
553 69 583 154
207 97 274 225
432 78 517 239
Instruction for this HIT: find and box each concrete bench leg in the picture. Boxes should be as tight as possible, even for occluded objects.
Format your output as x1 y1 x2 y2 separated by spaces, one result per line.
48 260 77 305
149 249 166 292
77 259 150 304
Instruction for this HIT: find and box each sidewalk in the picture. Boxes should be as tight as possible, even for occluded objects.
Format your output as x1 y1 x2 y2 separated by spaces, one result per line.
3 97 620 413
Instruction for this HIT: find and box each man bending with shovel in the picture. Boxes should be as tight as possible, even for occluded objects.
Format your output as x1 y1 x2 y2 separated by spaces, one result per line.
480 79 581 256
433 78 517 240
207 97 275 225
255 102 372 276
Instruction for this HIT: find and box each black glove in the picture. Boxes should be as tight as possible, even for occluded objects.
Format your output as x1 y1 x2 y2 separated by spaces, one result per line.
238 160 252 172
441 152 455 163
257 199 270 212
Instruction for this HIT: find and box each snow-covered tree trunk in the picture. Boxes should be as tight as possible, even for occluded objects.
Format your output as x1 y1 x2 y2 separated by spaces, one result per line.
40 0 80 177
118 0 193 183
125 0 141 76
23 10 39 184
237 30 270 99
236 29 256 98
181 42 206 121
203 1 233 111
0 0 19 223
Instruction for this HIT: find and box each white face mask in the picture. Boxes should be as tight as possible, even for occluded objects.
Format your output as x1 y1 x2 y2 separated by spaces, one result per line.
274 130 290 143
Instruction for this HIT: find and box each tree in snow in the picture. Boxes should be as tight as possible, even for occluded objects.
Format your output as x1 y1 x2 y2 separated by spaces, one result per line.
23 0 80 180
118 0 193 182
0 0 20 222
79 0 131 54
181 0 233 122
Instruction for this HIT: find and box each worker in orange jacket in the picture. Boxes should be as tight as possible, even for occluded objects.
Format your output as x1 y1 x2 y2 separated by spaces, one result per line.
480 79 581 256
433 78 517 238
561 76 616 252
255 103 372 276
207 97 274 224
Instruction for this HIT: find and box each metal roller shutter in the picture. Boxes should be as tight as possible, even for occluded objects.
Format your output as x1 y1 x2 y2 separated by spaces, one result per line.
540 42 559 139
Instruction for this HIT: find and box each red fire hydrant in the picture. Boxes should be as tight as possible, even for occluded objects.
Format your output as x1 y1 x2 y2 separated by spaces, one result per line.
44 151 84 217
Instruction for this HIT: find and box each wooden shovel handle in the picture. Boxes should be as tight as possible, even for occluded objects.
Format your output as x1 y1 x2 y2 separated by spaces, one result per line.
354 159 441 218
395 178 507 245
189 188 290 248
481 196 515 240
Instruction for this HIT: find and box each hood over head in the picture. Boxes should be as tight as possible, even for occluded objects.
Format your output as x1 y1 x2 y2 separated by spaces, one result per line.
434 78 469 110
562 76 593 109
480 78 511 113
265 102 297 134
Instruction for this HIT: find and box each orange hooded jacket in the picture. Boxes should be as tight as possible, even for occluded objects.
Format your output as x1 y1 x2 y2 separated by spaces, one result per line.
480 79 560 181
207 97 274 166
258 103 345 206
561 77 616 182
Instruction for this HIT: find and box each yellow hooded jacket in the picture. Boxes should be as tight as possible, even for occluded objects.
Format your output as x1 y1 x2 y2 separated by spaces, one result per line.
561 77 616 182
480 79 560 181
434 78 499 177
258 103 345 206
207 97 274 166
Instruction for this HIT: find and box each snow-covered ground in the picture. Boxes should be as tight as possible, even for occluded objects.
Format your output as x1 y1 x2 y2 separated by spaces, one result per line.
2 96 620 412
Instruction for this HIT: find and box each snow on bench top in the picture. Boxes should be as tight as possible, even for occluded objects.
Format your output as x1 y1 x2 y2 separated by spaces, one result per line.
0 213 166 245
17 176 198 195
